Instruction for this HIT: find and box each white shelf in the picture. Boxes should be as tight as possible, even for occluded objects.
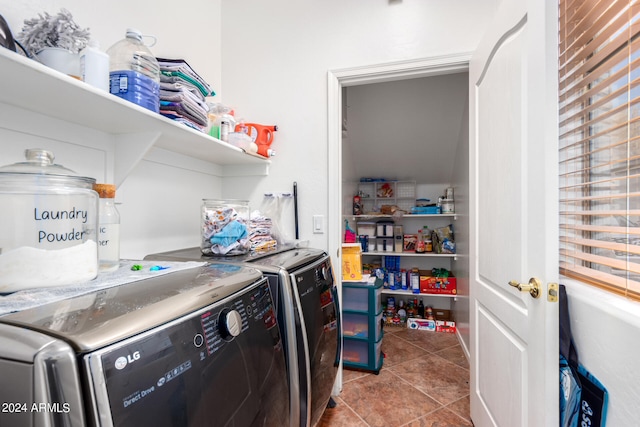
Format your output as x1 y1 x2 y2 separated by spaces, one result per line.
381 289 457 299
0 48 270 185
347 214 457 220
362 251 457 259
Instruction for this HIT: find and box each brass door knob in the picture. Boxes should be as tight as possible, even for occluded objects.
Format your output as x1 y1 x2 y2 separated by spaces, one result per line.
508 277 541 299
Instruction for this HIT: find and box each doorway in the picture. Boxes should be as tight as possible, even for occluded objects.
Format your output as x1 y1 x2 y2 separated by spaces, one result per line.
327 53 471 392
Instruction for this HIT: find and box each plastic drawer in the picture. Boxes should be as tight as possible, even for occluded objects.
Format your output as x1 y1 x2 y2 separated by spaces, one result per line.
342 310 383 341
343 337 382 368
342 282 382 312
342 286 368 311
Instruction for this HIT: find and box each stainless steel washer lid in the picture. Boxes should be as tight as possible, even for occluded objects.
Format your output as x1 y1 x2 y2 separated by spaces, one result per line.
244 247 326 271
0 263 263 352
145 245 326 271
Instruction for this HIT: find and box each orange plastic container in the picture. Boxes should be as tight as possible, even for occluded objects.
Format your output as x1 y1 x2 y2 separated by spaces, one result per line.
236 123 278 157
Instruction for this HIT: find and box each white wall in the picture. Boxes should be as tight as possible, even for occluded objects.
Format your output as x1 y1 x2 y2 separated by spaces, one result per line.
219 0 500 249
451 91 470 356
0 0 224 259
563 280 640 426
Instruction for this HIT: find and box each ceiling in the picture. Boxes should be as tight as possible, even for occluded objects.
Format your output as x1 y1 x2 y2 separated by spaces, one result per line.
342 71 469 186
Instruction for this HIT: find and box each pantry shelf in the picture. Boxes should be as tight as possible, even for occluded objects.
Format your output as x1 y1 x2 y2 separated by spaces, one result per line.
0 48 270 186
363 251 456 259
348 213 457 220
381 289 457 301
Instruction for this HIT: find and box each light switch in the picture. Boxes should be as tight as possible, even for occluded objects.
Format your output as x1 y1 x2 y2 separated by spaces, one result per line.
313 215 324 234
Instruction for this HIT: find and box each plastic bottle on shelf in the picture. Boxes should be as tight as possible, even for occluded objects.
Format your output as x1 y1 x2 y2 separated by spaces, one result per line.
94 184 120 272
424 226 433 252
80 40 109 92
416 228 426 253
106 28 160 112
397 300 407 323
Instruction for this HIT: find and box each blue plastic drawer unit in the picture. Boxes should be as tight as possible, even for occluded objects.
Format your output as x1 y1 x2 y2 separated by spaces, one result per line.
341 280 384 374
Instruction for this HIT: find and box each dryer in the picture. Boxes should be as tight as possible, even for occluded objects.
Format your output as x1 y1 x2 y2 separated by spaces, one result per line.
0 263 289 427
146 246 341 427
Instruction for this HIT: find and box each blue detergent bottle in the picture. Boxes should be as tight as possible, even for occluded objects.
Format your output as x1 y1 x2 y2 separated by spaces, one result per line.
106 28 160 112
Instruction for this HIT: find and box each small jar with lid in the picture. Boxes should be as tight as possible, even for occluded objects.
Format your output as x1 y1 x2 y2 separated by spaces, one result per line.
201 199 251 256
0 149 98 292
94 183 120 272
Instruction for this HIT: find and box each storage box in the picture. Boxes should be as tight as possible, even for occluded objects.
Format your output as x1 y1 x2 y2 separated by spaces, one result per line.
410 206 441 214
377 220 394 237
342 243 363 281
342 283 383 312
434 309 457 333
368 237 377 252
407 310 456 333
342 311 383 341
394 225 404 251
419 270 457 294
357 222 376 237
407 317 436 331
377 238 394 252
403 234 417 252
343 337 382 367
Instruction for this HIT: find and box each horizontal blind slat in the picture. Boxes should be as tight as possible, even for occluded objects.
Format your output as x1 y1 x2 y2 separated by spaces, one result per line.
562 237 640 255
561 249 640 274
560 224 640 235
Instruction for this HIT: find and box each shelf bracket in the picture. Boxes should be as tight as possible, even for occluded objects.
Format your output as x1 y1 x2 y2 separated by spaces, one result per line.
113 131 161 187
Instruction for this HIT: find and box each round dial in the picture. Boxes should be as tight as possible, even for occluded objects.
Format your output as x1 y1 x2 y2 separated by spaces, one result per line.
317 265 327 282
219 309 243 339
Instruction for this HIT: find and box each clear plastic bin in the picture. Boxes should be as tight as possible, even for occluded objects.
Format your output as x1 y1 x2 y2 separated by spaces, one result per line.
343 337 382 367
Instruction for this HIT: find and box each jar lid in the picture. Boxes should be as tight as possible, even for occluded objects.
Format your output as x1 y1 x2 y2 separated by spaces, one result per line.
94 183 116 198
0 149 96 186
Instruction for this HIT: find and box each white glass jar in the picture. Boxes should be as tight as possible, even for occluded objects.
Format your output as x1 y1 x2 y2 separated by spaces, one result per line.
201 199 250 256
0 149 98 293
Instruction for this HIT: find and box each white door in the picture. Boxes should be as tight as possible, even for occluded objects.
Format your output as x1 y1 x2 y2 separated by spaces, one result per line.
469 0 559 426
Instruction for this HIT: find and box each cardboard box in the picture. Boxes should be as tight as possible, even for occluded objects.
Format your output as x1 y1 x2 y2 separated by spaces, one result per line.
341 243 363 281
436 319 457 333
434 309 457 333
419 270 457 294
406 310 456 333
407 317 435 331
403 234 417 252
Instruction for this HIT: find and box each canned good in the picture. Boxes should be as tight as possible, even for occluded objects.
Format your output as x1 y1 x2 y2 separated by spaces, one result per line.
441 199 455 213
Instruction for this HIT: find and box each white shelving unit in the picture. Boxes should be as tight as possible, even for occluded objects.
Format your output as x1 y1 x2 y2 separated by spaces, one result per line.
356 180 417 213
0 48 270 186
346 212 458 303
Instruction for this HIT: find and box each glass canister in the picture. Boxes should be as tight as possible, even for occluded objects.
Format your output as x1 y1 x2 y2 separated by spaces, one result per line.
94 183 120 272
0 149 98 293
201 199 251 256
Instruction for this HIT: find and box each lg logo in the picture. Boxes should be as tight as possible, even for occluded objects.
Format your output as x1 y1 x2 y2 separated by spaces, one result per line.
114 351 141 370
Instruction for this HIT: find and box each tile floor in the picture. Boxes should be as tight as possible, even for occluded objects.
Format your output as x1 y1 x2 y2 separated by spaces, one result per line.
318 326 472 427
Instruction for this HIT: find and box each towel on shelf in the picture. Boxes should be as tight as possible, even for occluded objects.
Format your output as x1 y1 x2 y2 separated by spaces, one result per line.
156 57 215 132
156 57 214 97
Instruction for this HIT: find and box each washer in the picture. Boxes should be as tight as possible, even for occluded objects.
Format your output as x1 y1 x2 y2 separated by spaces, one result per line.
0 263 289 427
146 246 341 427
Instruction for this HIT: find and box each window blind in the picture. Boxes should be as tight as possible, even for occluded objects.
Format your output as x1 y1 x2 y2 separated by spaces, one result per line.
559 0 640 299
